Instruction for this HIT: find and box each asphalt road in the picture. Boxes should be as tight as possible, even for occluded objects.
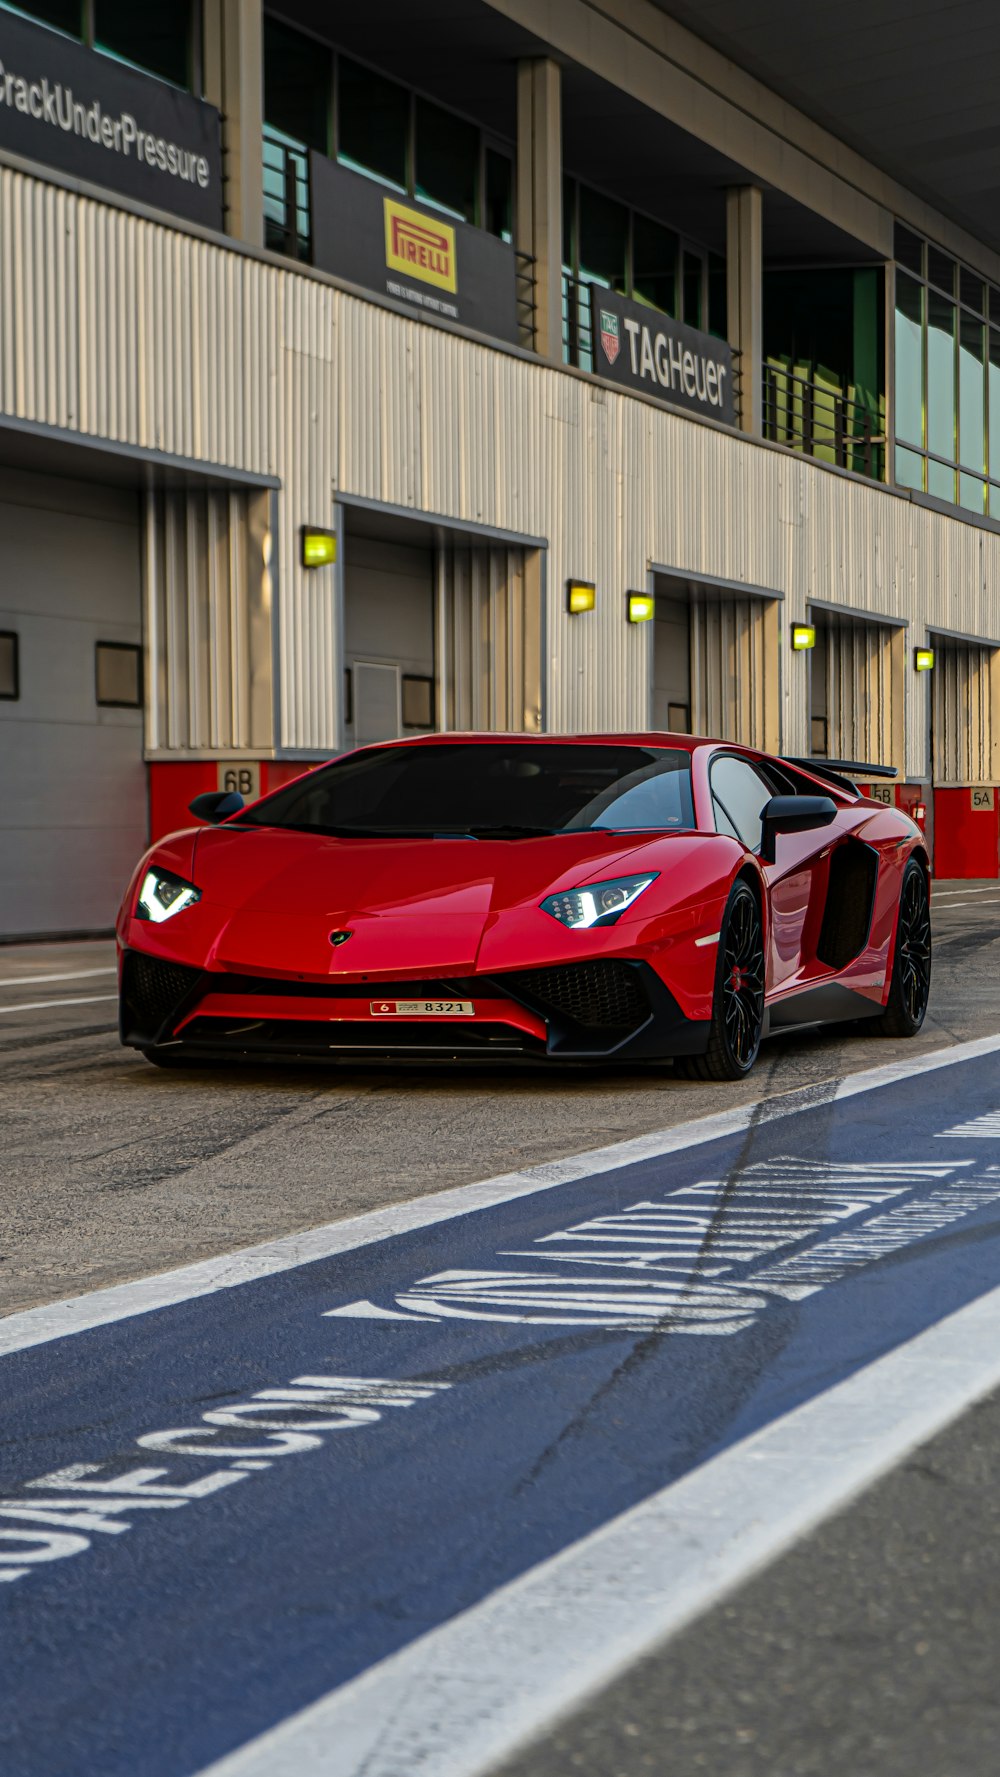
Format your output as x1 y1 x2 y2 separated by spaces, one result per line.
2 880 1000 1317
3 880 1000 1777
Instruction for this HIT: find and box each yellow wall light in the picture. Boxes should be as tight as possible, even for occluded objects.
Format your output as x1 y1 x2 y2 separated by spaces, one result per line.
627 592 655 623
301 527 337 568
791 624 816 651
914 647 935 672
566 580 596 614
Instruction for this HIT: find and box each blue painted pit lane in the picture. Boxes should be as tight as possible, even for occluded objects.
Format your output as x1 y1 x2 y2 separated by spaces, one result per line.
4 1055 1000 1777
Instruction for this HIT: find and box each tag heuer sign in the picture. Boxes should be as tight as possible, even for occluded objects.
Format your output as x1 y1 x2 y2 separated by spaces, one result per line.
599 309 621 365
589 288 737 426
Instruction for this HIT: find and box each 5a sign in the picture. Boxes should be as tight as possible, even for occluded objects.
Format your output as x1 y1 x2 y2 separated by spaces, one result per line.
971 787 995 811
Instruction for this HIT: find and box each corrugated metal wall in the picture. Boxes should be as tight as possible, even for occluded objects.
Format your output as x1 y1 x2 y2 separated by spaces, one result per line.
4 163 1000 771
145 487 274 754
931 639 995 785
438 543 542 732
690 591 780 753
811 614 904 773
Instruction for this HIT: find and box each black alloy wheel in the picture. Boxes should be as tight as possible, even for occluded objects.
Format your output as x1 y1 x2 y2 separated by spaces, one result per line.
877 859 931 1037
676 880 766 1081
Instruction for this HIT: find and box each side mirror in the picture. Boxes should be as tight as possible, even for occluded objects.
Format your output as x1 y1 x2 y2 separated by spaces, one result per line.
188 790 245 825
760 794 836 863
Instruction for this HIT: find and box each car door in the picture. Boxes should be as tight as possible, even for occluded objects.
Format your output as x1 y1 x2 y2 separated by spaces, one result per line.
708 753 828 994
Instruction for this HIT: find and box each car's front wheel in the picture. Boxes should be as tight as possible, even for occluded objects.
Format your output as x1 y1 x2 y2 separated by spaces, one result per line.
676 879 765 1081
876 859 931 1037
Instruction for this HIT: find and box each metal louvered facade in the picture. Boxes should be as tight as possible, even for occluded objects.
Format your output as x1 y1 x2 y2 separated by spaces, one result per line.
4 160 1000 778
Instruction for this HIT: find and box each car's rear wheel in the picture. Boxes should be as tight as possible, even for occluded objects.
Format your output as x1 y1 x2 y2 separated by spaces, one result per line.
876 859 931 1037
675 879 765 1081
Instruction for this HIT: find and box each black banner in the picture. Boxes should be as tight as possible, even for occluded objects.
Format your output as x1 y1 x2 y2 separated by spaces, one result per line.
310 153 519 345
0 11 222 229
588 288 736 425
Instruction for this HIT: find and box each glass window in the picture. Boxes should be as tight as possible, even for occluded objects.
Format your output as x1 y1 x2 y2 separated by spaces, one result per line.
708 252 727 339
0 1 81 36
894 272 924 448
927 290 956 461
94 0 192 88
959 474 985 513
485 148 512 242
338 56 409 190
0 631 18 700
928 458 955 502
990 484 1000 521
578 186 628 291
928 246 956 296
415 98 478 223
959 313 985 471
682 251 703 328
895 445 925 491
961 268 985 314
264 18 331 154
989 333 1000 481
894 224 923 276
990 290 1000 330
710 756 773 851
632 213 677 316
95 642 142 708
241 743 695 836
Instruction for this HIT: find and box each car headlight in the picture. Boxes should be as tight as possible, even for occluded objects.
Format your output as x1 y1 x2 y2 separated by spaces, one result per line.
136 867 202 923
540 873 658 929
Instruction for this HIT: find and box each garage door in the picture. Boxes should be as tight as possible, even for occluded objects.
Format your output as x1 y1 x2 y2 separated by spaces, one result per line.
0 466 146 937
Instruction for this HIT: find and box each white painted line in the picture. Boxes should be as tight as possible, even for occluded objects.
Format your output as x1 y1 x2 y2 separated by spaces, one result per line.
195 1275 1000 1777
932 894 1000 906
2 1031 1000 1360
933 884 1000 895
0 966 116 987
0 995 118 1015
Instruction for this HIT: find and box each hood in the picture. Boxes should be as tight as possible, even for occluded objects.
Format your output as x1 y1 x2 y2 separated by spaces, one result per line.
187 825 663 977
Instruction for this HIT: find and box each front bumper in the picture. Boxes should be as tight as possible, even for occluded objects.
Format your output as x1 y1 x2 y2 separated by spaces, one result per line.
119 949 710 1065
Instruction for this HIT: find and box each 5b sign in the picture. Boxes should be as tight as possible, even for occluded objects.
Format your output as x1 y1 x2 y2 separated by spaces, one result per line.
217 762 260 802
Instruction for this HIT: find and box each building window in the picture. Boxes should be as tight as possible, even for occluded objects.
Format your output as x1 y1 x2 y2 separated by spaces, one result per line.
0 631 18 700
0 1 81 35
263 17 331 155
337 56 410 192
93 0 194 89
892 220 1000 515
415 97 478 224
562 176 707 370
96 642 142 708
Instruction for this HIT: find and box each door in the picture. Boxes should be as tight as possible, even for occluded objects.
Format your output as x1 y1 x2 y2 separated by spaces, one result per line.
353 663 400 747
709 754 827 994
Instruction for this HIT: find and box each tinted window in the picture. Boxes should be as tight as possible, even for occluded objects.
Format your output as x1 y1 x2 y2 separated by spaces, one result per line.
241 744 695 837
95 0 192 88
338 57 409 189
710 756 772 850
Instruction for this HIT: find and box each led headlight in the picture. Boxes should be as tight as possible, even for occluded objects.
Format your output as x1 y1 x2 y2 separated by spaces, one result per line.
136 867 202 923
541 873 657 930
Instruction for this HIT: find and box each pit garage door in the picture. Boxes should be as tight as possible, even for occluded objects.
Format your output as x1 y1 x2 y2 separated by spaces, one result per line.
652 576 780 750
930 634 999 785
809 609 905 772
0 466 146 937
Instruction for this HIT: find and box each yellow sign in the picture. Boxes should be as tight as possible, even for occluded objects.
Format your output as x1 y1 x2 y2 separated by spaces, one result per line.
384 199 457 293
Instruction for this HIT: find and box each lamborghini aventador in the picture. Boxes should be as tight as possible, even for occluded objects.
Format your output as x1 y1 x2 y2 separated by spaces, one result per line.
116 734 931 1080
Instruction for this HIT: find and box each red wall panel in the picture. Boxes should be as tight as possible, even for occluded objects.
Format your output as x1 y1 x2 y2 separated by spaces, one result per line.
933 787 999 880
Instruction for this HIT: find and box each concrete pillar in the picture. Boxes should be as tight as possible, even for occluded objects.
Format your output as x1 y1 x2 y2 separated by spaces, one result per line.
726 185 763 433
203 0 264 247
516 59 563 362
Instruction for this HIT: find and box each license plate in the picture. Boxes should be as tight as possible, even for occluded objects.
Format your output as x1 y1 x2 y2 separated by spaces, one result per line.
370 999 475 1017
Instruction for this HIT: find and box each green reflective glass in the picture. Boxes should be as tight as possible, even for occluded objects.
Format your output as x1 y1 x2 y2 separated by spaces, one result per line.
959 473 985 512
894 272 924 447
485 149 512 242
631 212 677 316
264 19 331 154
338 57 408 190
895 445 924 491
94 0 192 87
415 98 478 224
682 252 703 328
989 333 1000 480
927 291 956 461
990 484 1000 520
959 313 985 470
928 458 955 501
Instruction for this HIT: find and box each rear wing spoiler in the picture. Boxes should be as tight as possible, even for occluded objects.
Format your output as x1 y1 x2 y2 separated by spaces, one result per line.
780 756 898 796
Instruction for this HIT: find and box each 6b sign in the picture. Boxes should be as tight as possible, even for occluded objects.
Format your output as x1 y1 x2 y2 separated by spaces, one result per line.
217 762 260 802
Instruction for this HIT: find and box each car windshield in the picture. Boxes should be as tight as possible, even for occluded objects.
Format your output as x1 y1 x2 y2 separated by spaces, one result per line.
239 743 695 837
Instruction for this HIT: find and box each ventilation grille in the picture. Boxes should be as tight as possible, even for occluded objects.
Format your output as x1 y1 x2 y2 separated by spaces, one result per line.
122 952 202 1037
500 960 650 1030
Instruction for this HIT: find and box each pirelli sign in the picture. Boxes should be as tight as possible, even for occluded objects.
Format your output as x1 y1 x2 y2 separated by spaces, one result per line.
310 154 518 344
588 288 737 426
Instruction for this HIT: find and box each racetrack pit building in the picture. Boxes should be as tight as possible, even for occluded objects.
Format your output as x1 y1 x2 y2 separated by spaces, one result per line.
3 0 1000 935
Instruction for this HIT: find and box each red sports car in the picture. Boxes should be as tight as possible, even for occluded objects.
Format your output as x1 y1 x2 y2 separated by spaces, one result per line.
116 734 931 1080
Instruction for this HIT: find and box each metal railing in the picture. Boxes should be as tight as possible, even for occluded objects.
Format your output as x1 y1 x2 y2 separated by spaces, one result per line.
762 361 885 481
562 274 595 369
263 128 311 262
515 250 537 351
